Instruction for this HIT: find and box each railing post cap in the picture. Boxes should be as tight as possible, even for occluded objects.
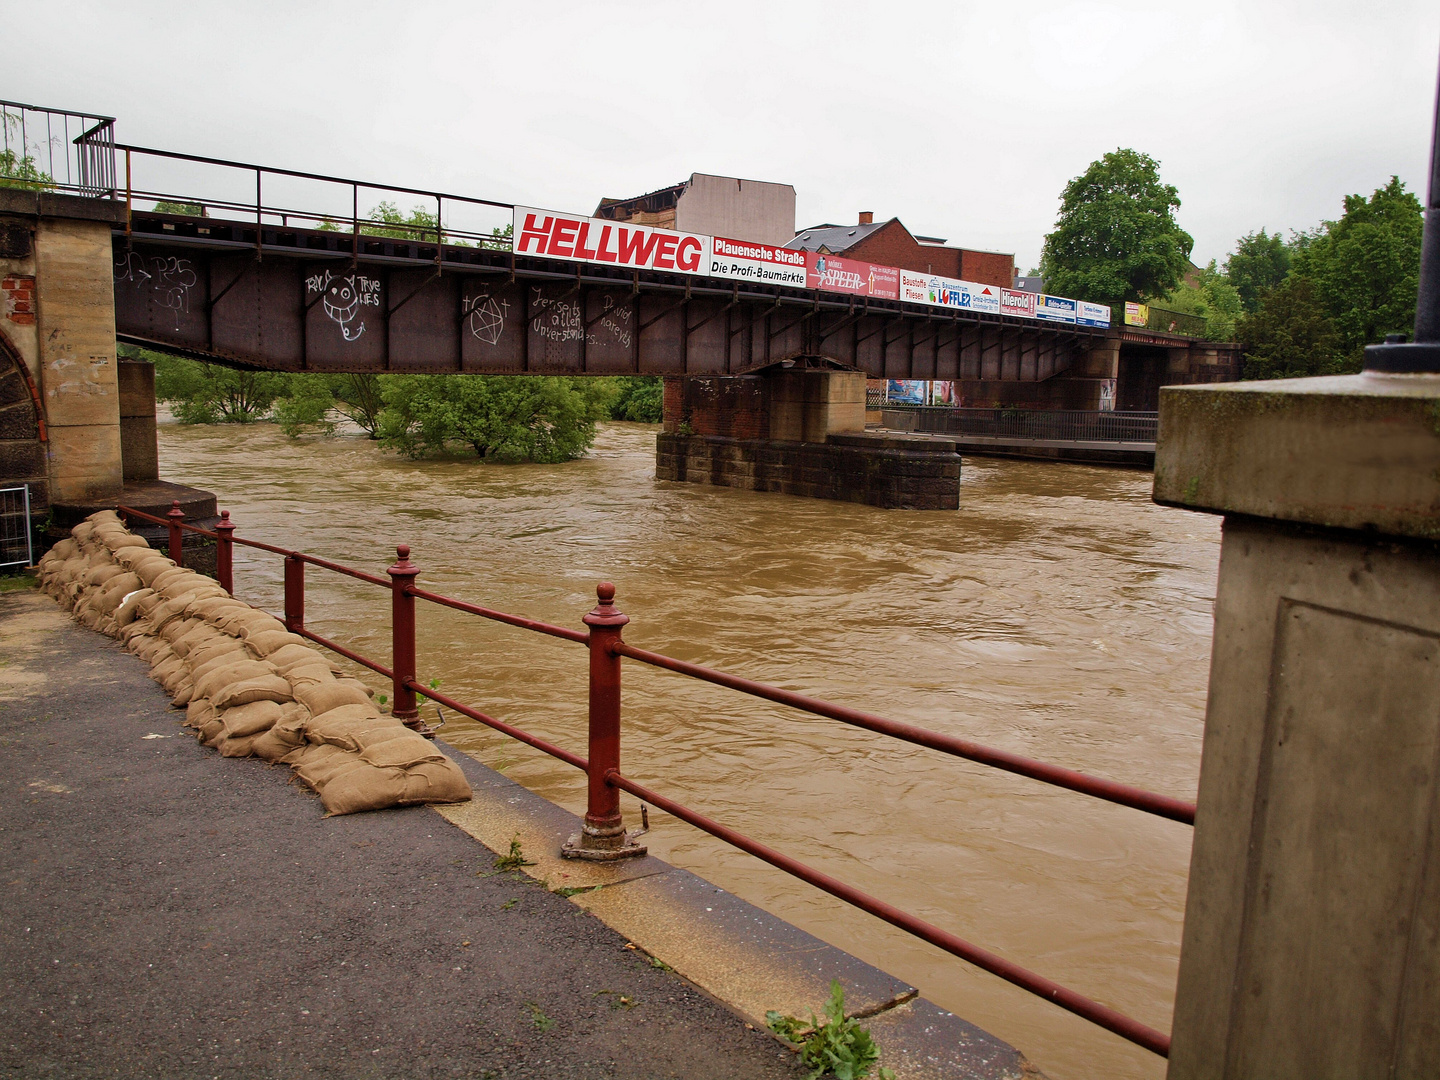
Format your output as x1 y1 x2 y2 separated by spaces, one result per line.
215 509 235 531
387 543 419 579
167 500 184 519
584 581 629 629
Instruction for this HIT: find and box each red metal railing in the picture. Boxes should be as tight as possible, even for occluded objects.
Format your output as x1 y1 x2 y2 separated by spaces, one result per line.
119 499 1192 1058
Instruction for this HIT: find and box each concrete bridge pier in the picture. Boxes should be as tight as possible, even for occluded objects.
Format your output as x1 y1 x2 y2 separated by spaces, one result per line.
656 363 962 509
0 189 214 561
1156 371 1440 1077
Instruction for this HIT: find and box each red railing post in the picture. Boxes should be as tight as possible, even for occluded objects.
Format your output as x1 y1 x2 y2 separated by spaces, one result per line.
563 582 646 861
214 510 235 595
387 544 421 731
166 500 184 565
283 555 305 632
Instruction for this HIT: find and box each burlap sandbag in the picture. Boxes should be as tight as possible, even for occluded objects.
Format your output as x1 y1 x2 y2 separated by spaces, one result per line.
186 639 250 672
161 615 206 644
215 609 287 638
316 762 409 815
218 734 258 758
211 674 294 709
295 680 372 716
186 699 215 730
304 703 388 751
70 521 97 544
83 563 126 588
132 557 178 588
171 622 224 658
46 538 78 562
171 678 195 707
289 743 355 790
251 712 309 762
125 625 161 653
93 573 143 616
150 655 187 692
401 758 471 804
186 596 249 621
199 717 227 747
358 731 447 769
100 533 150 552
149 566 198 593
242 629 309 657
220 699 283 738
285 663 335 691
192 659 275 701
267 643 326 672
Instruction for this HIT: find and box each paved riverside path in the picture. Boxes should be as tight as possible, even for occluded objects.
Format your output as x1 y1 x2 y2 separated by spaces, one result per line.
0 588 801 1080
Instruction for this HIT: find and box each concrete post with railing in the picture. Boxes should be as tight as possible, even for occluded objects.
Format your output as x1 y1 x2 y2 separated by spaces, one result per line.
1157 59 1440 1079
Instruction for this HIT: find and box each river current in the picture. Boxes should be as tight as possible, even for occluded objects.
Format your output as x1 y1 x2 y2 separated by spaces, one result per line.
156 417 1218 1080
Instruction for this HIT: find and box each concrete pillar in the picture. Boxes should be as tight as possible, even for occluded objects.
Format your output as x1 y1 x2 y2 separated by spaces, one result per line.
117 358 159 482
1154 372 1440 1079
767 369 865 442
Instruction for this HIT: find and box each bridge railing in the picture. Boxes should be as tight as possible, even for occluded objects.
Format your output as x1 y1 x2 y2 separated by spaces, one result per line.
113 143 516 253
118 498 1192 1059
884 406 1159 444
0 100 116 198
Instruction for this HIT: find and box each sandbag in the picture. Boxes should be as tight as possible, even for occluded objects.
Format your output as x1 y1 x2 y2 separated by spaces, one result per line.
267 644 326 672
193 659 275 701
216 609 286 638
133 557 178 588
242 629 309 656
170 622 224 658
187 596 249 621
220 699 283 738
199 717 227 746
251 714 309 762
171 677 195 707
94 573 143 616
83 563 126 588
317 762 408 814
150 567 198 593
218 734 258 758
284 663 335 690
160 615 206 644
400 758 471 804
359 731 447 769
47 538 78 562
186 638 250 672
211 674 294 709
186 699 215 730
295 680 371 715
289 743 354 790
304 703 388 751
150 655 185 688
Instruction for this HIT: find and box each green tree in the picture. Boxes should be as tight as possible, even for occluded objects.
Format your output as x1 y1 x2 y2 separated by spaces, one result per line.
1039 148 1194 306
274 373 386 438
1238 177 1422 378
0 115 53 190
1161 261 1244 341
377 375 613 462
137 348 293 423
1224 229 1292 313
153 200 204 215
606 376 663 422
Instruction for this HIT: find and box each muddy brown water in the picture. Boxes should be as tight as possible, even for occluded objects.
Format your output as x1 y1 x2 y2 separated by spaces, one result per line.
156 418 1218 1080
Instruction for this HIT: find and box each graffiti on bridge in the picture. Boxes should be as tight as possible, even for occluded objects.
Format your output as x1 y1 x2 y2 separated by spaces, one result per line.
114 251 197 330
306 269 381 342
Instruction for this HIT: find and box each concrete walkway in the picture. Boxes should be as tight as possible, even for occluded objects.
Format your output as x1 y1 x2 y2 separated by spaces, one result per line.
0 586 801 1080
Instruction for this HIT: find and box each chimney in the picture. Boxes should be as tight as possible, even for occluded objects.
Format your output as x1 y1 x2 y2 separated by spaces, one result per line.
858 211 873 225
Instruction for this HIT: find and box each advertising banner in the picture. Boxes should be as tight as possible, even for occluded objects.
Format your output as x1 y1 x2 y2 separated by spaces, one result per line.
886 379 926 405
999 288 1037 319
899 270 929 305
806 253 900 299
707 236 807 288
899 271 1002 314
1077 300 1112 328
1035 294 1077 323
514 207 708 276
1124 301 1149 327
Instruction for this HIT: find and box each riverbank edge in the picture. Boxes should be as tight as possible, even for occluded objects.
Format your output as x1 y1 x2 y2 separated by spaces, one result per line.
431 735 1038 1079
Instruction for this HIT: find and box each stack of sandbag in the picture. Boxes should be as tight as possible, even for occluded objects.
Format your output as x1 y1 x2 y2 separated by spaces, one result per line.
35 511 471 817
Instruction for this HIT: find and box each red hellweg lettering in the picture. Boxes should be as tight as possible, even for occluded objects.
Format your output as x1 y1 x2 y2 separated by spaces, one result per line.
517 214 554 255
616 227 660 266
547 218 579 257
677 236 702 272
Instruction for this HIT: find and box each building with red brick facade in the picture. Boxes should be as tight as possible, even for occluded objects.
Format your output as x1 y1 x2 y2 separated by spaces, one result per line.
787 213 1014 289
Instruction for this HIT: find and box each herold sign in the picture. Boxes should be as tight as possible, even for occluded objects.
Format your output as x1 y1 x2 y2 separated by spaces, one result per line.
806 253 900 299
513 207 706 275
999 288 1037 318
708 236 807 287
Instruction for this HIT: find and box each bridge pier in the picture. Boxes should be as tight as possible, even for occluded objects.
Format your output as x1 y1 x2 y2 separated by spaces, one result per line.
0 189 214 559
656 365 960 509
1157 372 1440 1077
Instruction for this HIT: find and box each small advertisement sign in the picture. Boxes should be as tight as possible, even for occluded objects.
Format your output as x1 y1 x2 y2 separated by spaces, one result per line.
806 253 900 299
1077 300 1112 328
999 288 1037 318
899 270 929 305
707 236 807 288
1035 294 1077 323
887 379 926 405
514 207 708 275
1124 301 1149 327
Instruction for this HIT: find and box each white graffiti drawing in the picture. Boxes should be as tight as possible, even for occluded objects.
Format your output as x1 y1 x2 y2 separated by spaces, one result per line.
464 293 508 345
530 288 583 343
114 252 197 330
307 270 381 342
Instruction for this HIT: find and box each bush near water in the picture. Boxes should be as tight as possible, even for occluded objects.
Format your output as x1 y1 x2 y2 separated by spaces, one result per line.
36 511 472 816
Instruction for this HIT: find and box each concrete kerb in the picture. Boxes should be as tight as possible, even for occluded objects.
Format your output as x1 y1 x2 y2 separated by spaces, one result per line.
432 744 1035 1079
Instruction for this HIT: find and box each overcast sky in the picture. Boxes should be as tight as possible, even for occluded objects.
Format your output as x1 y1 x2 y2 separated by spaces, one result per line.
6 1 1437 271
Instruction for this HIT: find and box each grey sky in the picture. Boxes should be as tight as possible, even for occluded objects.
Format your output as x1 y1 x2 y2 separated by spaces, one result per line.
6 0 1437 272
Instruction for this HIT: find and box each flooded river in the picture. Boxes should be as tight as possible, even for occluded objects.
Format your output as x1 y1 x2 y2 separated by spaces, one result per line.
157 417 1218 1080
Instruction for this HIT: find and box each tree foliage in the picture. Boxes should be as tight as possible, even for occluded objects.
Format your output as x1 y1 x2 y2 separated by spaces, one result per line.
1039 149 1194 306
137 348 293 424
1161 262 1244 341
273 374 386 438
1237 176 1422 378
377 375 613 462
1224 229 1291 313
606 376 663 422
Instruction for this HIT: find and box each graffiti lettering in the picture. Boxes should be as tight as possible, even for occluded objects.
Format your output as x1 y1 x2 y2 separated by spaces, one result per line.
306 270 380 342
114 252 197 330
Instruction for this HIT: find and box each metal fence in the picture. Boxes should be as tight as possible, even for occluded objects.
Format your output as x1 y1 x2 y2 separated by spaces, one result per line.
1117 304 1208 339
885 406 1158 443
0 485 34 570
0 100 116 198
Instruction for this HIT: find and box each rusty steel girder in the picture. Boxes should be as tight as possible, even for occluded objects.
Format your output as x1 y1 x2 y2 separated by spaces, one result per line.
111 211 1102 381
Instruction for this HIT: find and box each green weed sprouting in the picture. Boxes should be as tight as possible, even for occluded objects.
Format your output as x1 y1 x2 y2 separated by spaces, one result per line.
494 837 535 872
766 980 895 1080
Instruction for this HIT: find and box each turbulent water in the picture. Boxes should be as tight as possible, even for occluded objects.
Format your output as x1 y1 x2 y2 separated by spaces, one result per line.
157 417 1219 1080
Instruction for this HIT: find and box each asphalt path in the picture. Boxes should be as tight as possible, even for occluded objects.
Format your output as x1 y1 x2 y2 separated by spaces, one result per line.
0 588 800 1080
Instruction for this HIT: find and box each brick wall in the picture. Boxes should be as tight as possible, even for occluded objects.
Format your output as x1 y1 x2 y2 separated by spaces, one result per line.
958 250 1014 289
840 224 1014 288
3 275 35 326
662 375 770 439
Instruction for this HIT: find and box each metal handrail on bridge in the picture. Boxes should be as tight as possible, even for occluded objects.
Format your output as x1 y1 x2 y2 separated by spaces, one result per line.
0 99 116 198
118 499 1192 1058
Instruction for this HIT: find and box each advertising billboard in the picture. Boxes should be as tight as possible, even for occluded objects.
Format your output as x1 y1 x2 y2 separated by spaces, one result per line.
1035 295 1077 323
1077 300 1112 328
1124 301 1149 327
999 288 1037 318
806 253 899 299
707 236 807 288
514 207 708 275
886 380 926 405
899 271 1001 313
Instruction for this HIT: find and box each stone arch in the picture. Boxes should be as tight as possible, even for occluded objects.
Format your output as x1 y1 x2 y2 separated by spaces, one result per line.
0 322 48 554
